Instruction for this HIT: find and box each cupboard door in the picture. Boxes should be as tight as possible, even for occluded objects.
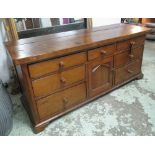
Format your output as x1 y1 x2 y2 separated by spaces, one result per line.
88 57 113 97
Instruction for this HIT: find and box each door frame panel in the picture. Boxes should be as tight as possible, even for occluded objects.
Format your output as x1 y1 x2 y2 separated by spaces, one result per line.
88 56 113 97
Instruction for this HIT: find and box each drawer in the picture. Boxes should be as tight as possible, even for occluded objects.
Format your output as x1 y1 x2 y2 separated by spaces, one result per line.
29 52 86 78
37 83 86 120
88 44 115 61
32 65 86 97
114 46 143 68
115 60 141 85
117 36 145 52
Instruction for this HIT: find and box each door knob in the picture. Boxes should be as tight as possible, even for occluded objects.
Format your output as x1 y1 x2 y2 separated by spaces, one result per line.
130 41 136 46
60 77 66 84
62 97 69 110
101 50 107 55
92 65 101 73
129 54 134 59
62 97 68 104
59 61 64 69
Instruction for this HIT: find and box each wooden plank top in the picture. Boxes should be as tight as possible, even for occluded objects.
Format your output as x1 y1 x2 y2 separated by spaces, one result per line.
5 24 151 65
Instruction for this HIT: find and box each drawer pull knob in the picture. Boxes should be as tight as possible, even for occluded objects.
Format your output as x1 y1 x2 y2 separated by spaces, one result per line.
101 50 107 55
129 54 134 59
130 41 136 46
62 97 68 104
59 61 64 69
127 69 133 74
60 77 66 84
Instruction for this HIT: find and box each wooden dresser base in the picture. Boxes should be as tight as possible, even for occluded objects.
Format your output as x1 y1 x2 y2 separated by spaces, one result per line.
27 72 143 133
6 24 150 134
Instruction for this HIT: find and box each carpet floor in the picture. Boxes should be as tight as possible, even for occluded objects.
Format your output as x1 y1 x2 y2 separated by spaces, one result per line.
9 41 155 136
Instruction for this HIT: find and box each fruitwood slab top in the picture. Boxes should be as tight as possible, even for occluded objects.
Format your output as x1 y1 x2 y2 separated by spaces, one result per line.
5 24 151 65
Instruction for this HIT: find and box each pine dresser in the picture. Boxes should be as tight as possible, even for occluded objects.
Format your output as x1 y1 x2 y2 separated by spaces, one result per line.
6 24 151 133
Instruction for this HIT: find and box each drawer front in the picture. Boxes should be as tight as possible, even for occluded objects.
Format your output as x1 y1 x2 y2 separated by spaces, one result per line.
37 83 86 120
32 65 86 97
88 44 115 61
114 46 143 68
115 60 141 85
117 36 145 52
29 52 86 78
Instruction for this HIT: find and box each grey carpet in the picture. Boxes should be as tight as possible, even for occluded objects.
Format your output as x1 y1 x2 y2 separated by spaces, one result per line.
9 40 155 136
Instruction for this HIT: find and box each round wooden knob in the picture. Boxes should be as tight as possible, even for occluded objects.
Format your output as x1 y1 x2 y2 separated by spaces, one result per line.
101 50 107 55
62 97 68 104
60 77 66 84
129 54 134 59
59 61 64 69
130 41 136 46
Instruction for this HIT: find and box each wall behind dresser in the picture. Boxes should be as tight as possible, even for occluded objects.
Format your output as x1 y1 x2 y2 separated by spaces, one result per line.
93 18 121 27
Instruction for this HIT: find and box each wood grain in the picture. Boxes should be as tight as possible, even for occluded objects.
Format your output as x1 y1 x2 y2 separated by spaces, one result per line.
114 46 144 68
37 83 86 120
32 65 86 98
29 52 86 79
88 56 113 97
6 24 151 133
115 60 141 85
6 24 151 65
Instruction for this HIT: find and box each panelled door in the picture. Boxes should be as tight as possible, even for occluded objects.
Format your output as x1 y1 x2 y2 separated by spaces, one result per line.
88 56 113 97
